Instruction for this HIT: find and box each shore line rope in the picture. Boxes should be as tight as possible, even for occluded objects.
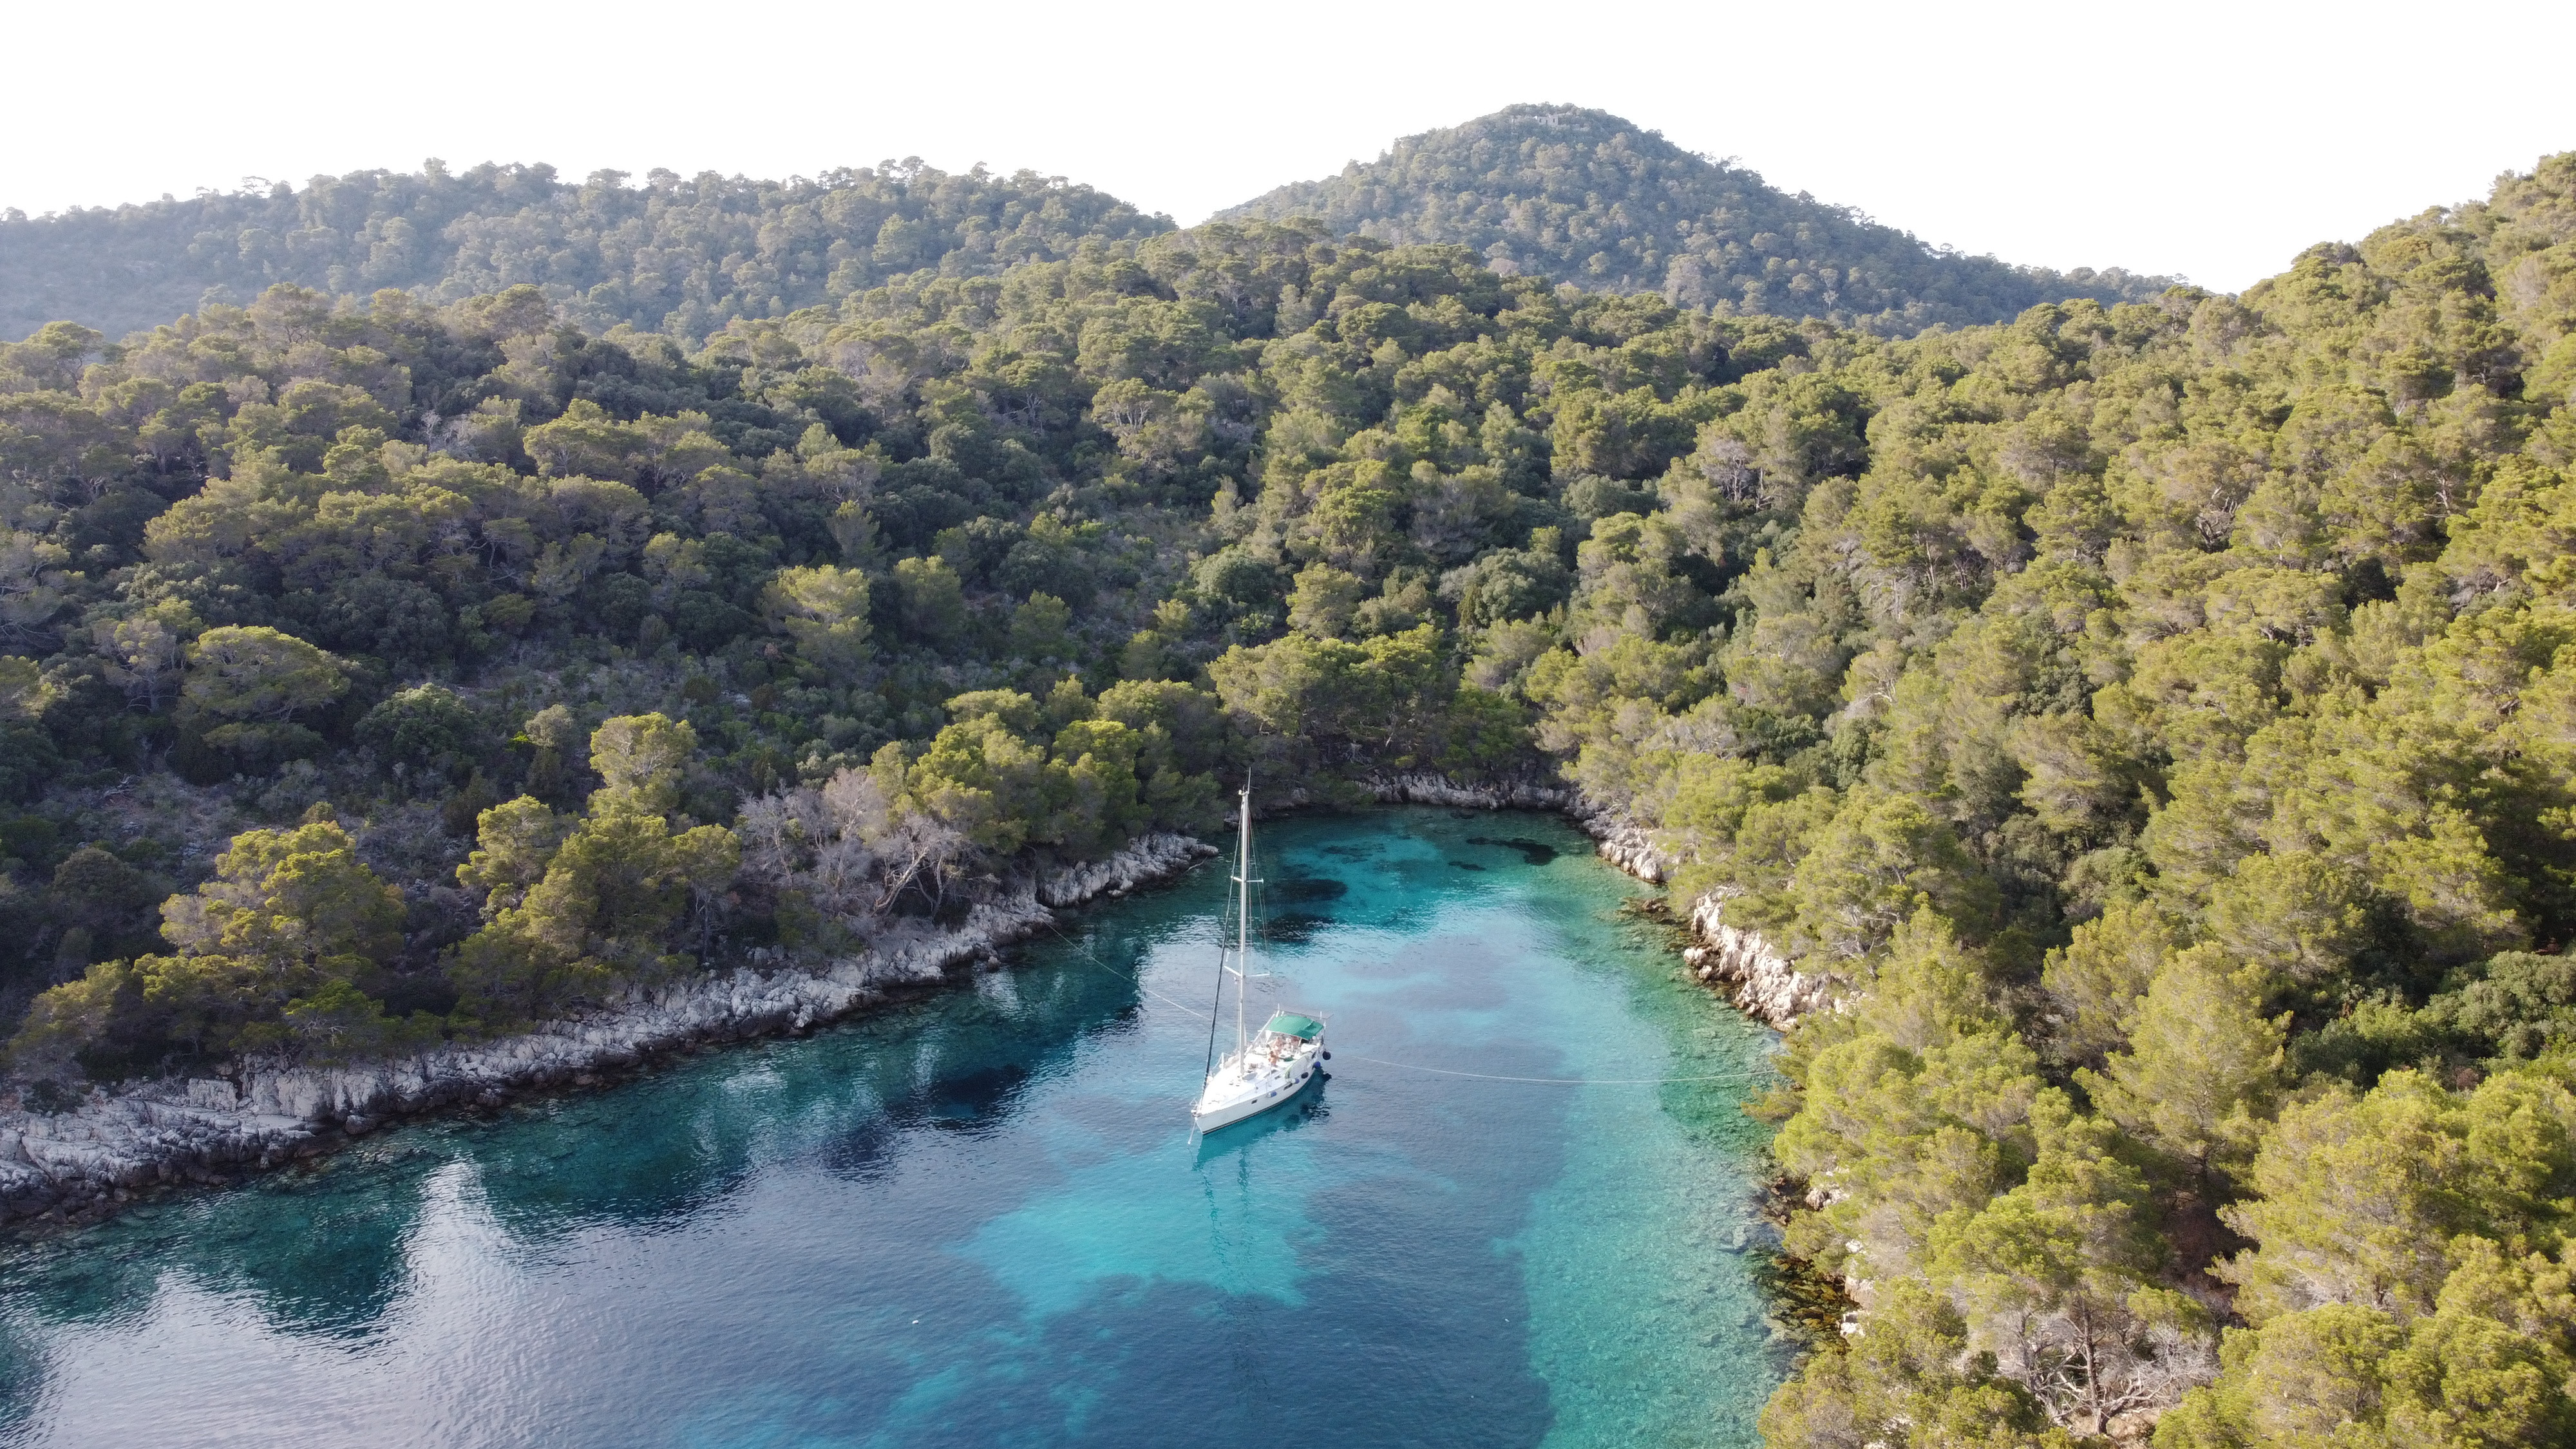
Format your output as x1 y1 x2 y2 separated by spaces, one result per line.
1037 919 1218 1025
1037 923 1737 1088
1337 1054 1742 1086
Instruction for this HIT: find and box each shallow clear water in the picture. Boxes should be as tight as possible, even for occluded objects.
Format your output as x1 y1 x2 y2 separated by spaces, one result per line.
0 810 1783 1448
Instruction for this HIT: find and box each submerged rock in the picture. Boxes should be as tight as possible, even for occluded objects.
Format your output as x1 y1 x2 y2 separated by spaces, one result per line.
0 831 1218 1231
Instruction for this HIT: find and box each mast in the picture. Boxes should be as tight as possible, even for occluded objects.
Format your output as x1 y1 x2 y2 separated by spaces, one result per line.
1234 779 1252 1057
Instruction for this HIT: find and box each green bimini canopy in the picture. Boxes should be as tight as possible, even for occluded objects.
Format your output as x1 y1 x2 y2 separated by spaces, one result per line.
1263 1012 1324 1041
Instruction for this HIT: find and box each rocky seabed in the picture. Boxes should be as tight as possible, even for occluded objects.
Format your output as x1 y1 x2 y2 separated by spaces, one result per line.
1359 773 1842 1032
1367 776 1852 1349
0 831 1217 1229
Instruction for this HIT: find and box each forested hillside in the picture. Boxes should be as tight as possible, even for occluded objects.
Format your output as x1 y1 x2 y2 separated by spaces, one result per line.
0 161 1171 343
1221 104 2175 334
5 140 2576 1446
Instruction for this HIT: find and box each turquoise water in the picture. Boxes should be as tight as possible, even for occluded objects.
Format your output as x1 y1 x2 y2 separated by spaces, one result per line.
0 810 1783 1448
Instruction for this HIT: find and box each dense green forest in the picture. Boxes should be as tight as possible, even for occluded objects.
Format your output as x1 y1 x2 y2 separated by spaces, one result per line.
0 160 1171 343
1222 104 2174 334
5 134 2576 1446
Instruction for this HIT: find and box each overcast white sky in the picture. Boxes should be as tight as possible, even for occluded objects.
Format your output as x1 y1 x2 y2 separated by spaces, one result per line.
8 0 2571 294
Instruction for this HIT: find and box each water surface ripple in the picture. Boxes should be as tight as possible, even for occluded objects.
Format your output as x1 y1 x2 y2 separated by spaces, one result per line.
0 810 1782 1448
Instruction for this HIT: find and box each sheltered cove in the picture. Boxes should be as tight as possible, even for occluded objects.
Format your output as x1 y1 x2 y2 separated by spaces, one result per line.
0 806 1793 1448
0 781 1829 1231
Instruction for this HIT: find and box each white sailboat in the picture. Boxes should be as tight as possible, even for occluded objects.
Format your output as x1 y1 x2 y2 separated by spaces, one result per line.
1190 782 1327 1132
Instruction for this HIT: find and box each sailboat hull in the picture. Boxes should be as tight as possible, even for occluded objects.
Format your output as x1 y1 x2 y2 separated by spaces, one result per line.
1191 1039 1325 1132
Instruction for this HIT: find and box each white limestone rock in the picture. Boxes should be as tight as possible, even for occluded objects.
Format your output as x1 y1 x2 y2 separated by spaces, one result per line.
1585 820 1674 884
1361 772 1573 811
1680 892 1844 1029
1038 832 1218 907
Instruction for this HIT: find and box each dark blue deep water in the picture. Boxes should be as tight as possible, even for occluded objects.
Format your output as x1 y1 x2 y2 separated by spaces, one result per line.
0 810 1782 1448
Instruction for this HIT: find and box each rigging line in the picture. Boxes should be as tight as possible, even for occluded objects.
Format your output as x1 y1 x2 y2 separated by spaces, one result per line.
1337 1054 1741 1086
1203 941 1225 1079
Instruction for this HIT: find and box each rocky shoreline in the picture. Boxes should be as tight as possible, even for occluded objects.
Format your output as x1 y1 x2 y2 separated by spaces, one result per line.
1582 835 1841 1032
1676 893 1843 1028
0 831 1218 1232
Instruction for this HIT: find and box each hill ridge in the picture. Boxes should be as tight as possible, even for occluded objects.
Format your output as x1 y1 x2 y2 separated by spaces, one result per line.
0 159 1173 344
5 105 2173 345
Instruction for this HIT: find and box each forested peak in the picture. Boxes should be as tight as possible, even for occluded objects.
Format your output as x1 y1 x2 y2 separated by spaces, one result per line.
1242 102 1707 209
1218 104 2178 337
0 158 1172 346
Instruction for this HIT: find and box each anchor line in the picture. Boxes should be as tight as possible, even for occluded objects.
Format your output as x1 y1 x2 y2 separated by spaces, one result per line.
1335 1054 1740 1086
